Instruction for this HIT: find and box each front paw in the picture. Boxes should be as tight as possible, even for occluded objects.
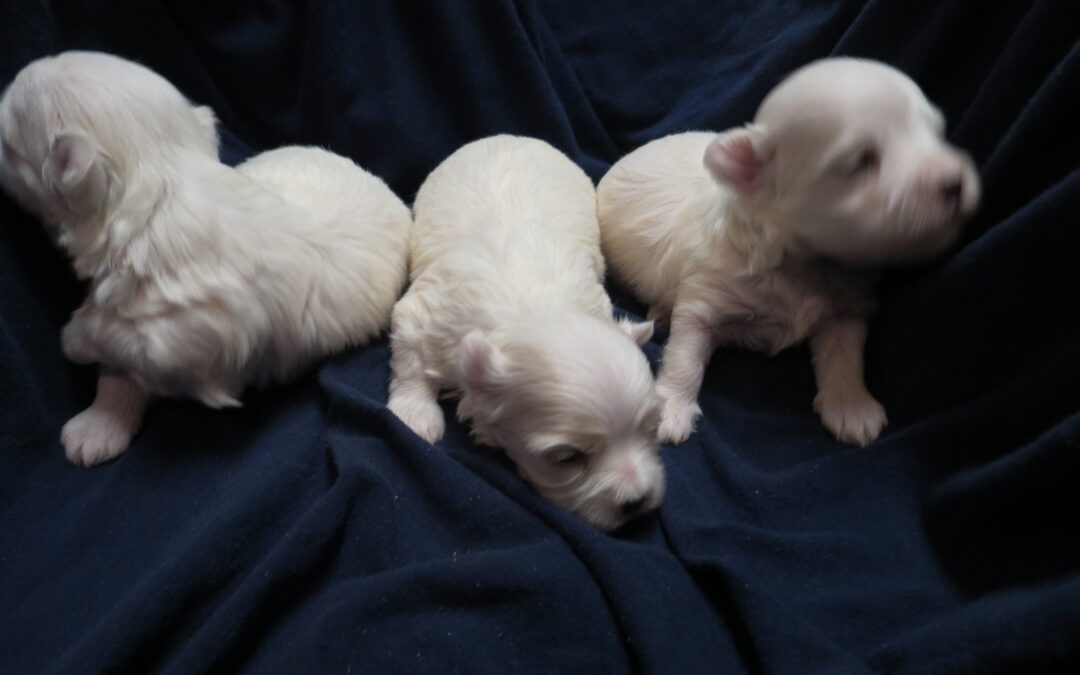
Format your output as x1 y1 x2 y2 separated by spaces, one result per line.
388 392 445 444
61 408 136 467
814 390 887 447
657 397 702 445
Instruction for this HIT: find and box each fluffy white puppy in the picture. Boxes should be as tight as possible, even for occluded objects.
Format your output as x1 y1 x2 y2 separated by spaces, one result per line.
0 51 410 466
388 135 663 530
597 58 980 446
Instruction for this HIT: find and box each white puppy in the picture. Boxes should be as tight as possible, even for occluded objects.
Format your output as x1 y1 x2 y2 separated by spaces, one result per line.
597 58 980 446
388 135 663 530
0 51 410 466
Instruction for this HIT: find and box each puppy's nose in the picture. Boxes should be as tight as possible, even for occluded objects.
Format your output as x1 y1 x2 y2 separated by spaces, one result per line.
619 497 648 519
941 179 964 208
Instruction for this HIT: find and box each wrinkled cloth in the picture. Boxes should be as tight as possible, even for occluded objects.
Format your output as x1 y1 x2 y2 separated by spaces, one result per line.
1 1 1077 673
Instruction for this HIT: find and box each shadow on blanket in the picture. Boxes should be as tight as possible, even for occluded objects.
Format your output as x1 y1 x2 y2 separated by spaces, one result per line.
0 1 1077 673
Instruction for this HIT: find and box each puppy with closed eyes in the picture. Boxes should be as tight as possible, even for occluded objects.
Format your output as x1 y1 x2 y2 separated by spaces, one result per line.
388 134 663 530
0 51 410 466
597 58 980 446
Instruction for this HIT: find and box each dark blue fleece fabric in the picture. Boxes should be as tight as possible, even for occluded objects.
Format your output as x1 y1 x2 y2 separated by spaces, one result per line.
1 1 1077 673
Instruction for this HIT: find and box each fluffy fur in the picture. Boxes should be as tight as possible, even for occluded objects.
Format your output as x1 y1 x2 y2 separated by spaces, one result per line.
388 134 663 530
597 58 980 446
0 51 410 466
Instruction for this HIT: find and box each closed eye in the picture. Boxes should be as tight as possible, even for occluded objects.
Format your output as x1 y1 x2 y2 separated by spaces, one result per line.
546 446 587 467
641 406 661 438
0 138 17 164
839 146 879 177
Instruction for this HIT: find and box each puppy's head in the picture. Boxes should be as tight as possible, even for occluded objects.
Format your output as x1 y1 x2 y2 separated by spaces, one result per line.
456 313 664 531
705 58 980 266
0 51 218 236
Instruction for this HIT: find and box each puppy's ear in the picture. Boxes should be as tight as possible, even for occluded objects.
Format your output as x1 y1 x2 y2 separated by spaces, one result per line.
704 125 771 197
42 131 111 215
193 105 220 146
458 330 510 394
618 318 654 346
193 105 218 132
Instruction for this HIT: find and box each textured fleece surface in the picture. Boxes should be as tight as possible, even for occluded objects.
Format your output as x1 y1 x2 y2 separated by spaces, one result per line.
1 1 1077 673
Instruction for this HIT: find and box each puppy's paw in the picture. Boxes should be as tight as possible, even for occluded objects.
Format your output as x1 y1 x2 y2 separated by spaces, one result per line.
657 397 702 445
61 408 135 467
388 393 445 444
814 390 887 447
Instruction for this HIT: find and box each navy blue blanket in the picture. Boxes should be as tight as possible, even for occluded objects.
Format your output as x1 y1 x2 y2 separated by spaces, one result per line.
2 1 1078 673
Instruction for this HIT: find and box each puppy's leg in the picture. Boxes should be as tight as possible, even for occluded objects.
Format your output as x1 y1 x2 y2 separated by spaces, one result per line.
656 305 716 445
647 305 671 327
810 316 887 446
61 308 100 365
387 295 445 443
62 370 149 467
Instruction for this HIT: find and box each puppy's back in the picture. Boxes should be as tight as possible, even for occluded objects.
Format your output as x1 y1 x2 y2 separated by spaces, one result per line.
235 146 411 367
411 135 602 293
237 146 410 244
597 131 723 308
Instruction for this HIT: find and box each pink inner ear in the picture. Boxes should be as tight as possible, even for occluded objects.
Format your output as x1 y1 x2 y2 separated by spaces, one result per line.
706 133 765 195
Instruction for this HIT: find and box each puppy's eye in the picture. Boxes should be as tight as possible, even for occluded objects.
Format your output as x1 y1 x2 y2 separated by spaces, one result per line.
642 409 661 438
847 147 879 176
1 139 18 163
548 446 586 466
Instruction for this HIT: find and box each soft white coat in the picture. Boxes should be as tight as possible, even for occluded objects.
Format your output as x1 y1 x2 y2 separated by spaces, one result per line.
0 52 410 466
389 135 664 530
597 58 980 446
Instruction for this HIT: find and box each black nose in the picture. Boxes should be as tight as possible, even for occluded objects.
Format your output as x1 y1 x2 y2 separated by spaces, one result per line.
620 497 647 518
941 180 963 206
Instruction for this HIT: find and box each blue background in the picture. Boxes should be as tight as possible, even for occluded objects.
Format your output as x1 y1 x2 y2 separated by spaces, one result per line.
1 1 1078 673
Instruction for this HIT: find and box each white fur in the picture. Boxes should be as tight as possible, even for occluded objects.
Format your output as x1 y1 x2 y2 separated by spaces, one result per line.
0 51 410 465
598 58 980 446
388 135 664 530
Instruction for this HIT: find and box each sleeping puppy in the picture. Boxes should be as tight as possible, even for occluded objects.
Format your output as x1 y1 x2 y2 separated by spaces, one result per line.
0 51 410 466
388 135 663 530
597 58 980 446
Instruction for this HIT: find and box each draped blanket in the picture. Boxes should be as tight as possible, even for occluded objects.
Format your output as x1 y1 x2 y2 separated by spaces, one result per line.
1 1 1077 672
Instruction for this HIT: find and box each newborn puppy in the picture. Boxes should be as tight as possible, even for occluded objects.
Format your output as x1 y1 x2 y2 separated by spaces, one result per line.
389 135 663 530
0 51 410 466
597 58 980 446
